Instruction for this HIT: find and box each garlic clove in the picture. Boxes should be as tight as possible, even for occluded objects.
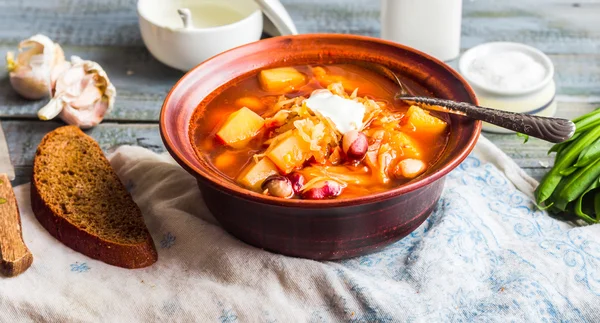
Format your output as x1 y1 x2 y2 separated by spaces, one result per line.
70 78 103 109
38 55 116 128
50 61 72 90
17 35 65 69
6 34 65 100
59 98 110 129
37 97 64 120
71 56 116 114
55 64 86 94
8 68 51 100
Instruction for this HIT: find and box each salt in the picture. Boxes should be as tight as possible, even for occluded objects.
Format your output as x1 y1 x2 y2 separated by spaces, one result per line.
466 51 547 92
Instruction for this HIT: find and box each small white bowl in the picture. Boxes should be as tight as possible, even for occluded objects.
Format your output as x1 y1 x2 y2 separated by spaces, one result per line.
137 0 263 71
459 42 557 133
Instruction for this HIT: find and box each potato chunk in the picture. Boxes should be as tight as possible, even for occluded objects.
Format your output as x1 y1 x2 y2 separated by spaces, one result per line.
266 131 311 174
216 107 265 149
312 66 361 93
234 96 263 111
214 151 237 170
403 105 447 136
388 132 422 159
237 158 279 191
259 67 307 92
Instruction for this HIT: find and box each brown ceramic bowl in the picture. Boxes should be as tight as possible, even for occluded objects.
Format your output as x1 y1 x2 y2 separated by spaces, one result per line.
160 34 481 260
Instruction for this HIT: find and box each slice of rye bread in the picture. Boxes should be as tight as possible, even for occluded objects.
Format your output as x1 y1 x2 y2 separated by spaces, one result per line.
31 126 157 269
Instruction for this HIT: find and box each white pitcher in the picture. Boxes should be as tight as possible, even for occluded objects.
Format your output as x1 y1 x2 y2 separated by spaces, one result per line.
380 0 463 62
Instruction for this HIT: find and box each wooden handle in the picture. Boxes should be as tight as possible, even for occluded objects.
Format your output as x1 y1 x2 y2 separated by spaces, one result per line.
0 174 32 277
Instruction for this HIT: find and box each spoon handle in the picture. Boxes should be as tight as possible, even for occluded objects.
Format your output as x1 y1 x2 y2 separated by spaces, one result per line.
177 8 193 29
400 96 575 143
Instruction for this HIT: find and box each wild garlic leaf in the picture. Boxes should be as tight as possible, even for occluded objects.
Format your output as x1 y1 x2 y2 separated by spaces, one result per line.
516 132 529 143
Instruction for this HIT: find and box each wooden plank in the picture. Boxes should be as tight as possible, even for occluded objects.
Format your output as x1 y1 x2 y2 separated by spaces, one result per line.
1 49 599 121
486 134 554 169
7 120 165 186
1 0 599 121
4 121 165 169
0 45 183 122
461 0 600 54
553 54 600 96
0 0 597 52
1 0 597 53
1 0 599 187
1 0 597 54
288 0 600 55
0 0 144 47
6 100 597 186
521 168 551 183
486 101 596 171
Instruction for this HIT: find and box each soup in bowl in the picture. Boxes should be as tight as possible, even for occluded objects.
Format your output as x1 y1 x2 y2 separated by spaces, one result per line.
160 34 480 260
192 64 450 199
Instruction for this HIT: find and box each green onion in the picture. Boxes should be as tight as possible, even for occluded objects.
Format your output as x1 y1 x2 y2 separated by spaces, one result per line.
536 108 600 223
516 133 529 143
535 125 600 205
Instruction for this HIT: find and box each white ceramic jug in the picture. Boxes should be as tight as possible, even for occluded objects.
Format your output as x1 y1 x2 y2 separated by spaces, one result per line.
380 0 463 62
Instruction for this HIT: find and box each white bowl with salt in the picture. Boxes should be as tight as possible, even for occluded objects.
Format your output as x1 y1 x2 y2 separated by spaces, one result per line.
459 42 556 134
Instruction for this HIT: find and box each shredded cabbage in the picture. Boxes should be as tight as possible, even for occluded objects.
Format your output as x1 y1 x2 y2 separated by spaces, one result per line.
300 175 348 192
294 119 325 151
253 81 409 186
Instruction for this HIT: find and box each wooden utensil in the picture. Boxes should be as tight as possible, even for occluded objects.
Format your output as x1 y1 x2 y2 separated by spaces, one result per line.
0 121 14 181
0 174 32 277
0 122 32 277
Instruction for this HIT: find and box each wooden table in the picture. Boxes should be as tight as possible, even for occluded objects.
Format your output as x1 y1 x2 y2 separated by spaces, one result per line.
1 0 599 186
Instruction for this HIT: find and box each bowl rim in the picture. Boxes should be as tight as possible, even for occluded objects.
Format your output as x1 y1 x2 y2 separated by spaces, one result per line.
160 33 482 207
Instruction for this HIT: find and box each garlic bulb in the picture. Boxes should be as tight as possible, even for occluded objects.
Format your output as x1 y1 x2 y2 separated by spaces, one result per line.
5 34 66 100
38 56 116 129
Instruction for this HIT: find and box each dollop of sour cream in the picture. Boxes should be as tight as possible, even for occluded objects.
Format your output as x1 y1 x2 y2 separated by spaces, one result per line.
466 51 547 92
304 90 365 134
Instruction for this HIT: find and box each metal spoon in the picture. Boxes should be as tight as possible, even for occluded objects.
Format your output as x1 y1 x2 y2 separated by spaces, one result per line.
359 62 575 143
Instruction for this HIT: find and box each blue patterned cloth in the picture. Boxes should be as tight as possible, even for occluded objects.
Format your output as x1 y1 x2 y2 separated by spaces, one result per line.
335 155 596 322
2 137 599 322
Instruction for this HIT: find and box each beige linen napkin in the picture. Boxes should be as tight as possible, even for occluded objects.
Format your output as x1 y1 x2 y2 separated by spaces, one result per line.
1 137 598 322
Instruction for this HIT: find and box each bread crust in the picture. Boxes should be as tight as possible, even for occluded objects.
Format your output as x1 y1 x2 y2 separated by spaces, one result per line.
31 126 158 269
